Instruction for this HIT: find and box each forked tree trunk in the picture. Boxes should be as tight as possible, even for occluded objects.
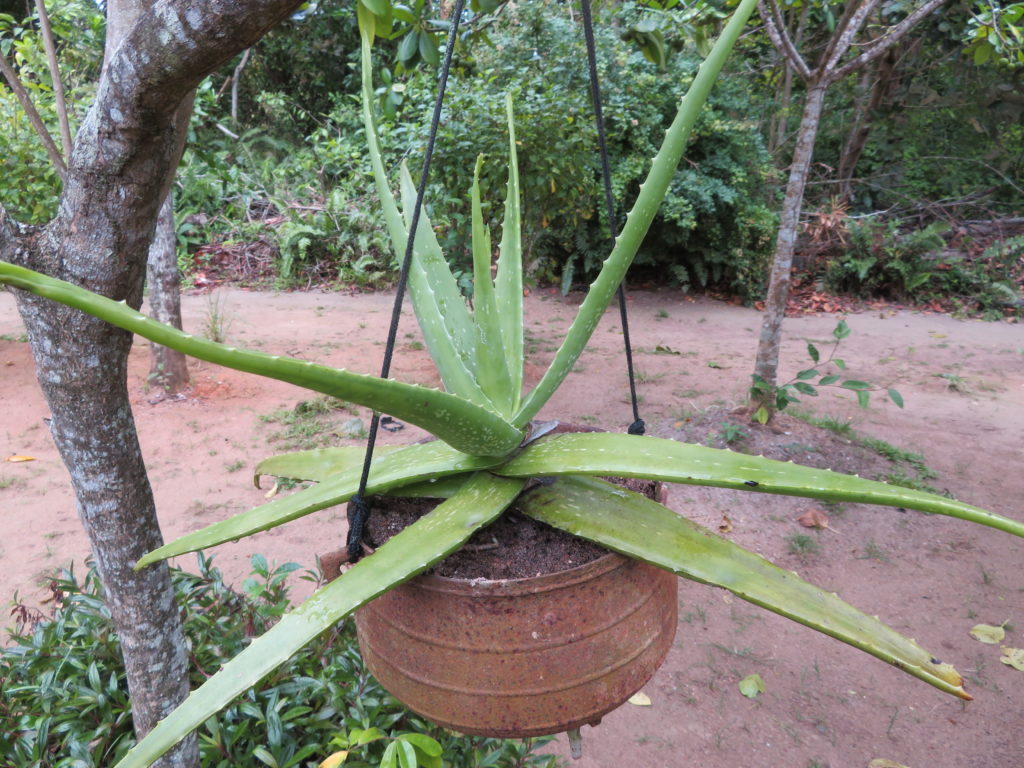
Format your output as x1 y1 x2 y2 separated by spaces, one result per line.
1 3 306 765
147 192 190 393
752 0 947 420
753 82 827 399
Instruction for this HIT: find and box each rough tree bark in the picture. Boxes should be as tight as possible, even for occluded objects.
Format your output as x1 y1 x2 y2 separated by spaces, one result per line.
147 189 190 393
0 1 305 762
751 0 948 419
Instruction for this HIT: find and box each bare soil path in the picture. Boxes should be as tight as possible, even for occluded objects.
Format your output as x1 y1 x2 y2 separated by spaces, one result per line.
1 287 1022 768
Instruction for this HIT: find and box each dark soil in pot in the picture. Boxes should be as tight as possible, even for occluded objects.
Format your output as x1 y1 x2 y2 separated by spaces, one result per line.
361 477 659 580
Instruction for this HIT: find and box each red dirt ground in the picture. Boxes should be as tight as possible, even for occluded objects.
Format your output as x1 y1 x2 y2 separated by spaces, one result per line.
1 286 1022 768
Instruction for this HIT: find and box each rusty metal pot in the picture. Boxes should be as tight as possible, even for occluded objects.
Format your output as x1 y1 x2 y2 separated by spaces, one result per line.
354 545 678 737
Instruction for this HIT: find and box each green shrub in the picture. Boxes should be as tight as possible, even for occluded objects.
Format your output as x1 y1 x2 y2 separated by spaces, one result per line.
824 219 947 300
824 220 1023 317
0 556 557 768
345 1 776 302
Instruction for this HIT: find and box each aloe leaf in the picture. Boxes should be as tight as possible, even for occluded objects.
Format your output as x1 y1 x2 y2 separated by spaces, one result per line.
0 262 523 457
517 475 970 699
387 473 471 498
254 446 402 486
496 433 1024 537
359 6 407 259
137 443 503 568
359 16 487 408
114 472 527 768
470 154 515 414
514 0 759 426
397 163 490 407
494 93 523 405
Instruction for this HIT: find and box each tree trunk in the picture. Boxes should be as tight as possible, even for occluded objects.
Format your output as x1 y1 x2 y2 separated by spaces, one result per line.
2 2 307 764
837 46 898 201
147 191 190 393
752 82 828 412
16 281 198 767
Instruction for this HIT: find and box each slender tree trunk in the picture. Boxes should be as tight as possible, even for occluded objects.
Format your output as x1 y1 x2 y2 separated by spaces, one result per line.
16 281 198 767
837 47 898 201
147 191 190 393
753 82 828 403
2 2 308 764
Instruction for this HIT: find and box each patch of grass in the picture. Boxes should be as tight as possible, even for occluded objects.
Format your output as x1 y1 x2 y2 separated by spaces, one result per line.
937 372 971 393
224 459 246 473
634 369 666 384
202 292 232 343
857 541 890 563
786 533 820 556
0 332 28 342
717 422 748 446
673 388 705 399
259 396 358 450
791 411 855 438
0 475 21 490
655 309 669 319
878 469 942 495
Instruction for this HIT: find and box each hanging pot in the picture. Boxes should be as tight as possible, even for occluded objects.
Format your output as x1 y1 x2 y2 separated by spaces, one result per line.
352 491 678 738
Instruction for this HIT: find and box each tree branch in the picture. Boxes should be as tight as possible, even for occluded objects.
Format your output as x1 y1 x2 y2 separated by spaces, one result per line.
35 0 72 159
822 0 883 73
0 202 34 269
759 0 811 80
830 0 949 83
0 51 67 181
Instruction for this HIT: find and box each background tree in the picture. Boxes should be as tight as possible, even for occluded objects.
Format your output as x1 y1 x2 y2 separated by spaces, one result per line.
0 0 305 763
750 0 948 422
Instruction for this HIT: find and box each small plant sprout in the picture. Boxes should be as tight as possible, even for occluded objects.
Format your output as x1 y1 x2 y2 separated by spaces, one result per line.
1 2 1023 766
750 319 904 424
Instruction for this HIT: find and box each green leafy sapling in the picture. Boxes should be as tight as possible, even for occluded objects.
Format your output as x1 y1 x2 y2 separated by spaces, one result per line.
750 319 903 424
1 2 1022 766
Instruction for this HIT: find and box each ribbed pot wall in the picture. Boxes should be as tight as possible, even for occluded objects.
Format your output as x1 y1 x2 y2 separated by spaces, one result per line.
355 552 678 737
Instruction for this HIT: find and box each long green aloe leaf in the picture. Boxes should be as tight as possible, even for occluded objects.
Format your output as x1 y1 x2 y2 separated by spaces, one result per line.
470 154 515 415
114 472 527 768
496 433 1024 536
397 163 489 406
494 93 523 406
359 8 486 408
253 446 402 486
137 443 503 568
514 0 759 426
517 475 970 699
0 262 523 457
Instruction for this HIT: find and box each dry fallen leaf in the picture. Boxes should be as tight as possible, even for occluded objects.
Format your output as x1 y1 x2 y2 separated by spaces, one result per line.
969 623 1005 644
1000 647 1024 672
738 673 765 699
318 750 349 768
628 691 652 706
718 514 733 534
797 508 829 529
868 760 910 768
5 455 35 463
264 481 280 499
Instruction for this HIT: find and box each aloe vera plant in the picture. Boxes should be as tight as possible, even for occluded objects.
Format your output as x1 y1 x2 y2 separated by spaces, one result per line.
1 1 1023 765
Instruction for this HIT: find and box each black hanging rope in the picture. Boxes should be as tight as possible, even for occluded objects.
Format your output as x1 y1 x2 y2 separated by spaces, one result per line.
347 0 467 562
579 0 645 436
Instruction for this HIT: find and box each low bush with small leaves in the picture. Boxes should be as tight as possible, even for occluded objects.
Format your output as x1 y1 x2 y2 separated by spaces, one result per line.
750 319 903 424
0 555 557 768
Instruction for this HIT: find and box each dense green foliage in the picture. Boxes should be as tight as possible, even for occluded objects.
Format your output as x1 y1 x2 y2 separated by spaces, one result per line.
2 0 1022 309
0 557 557 768
175 0 777 300
0 0 103 222
382 1 776 301
824 220 1023 318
